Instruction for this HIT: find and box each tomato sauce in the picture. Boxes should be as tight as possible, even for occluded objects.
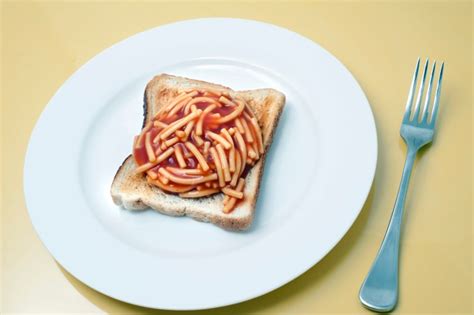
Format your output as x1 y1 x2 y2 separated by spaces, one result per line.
131 90 262 212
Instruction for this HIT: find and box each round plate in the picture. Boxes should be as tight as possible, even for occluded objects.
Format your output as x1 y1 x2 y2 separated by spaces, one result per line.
24 18 377 310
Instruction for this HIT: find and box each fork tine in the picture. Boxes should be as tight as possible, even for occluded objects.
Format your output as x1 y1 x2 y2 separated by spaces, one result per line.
412 58 429 121
421 61 436 123
403 58 421 123
430 62 444 126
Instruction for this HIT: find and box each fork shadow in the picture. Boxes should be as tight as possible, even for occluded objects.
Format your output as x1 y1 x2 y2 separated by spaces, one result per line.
57 183 376 314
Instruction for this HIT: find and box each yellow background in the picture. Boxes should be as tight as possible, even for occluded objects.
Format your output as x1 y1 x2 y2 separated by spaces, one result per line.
1 1 472 314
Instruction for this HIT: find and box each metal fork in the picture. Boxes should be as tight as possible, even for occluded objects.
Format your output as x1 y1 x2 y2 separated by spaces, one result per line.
359 58 445 312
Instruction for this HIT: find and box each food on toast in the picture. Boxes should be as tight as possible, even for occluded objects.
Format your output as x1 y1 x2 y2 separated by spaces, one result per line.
133 86 265 212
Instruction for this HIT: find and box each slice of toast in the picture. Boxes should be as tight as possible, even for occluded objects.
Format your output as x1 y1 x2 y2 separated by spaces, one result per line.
111 74 285 230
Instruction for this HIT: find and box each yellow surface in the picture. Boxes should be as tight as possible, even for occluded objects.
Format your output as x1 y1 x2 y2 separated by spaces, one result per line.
1 1 472 314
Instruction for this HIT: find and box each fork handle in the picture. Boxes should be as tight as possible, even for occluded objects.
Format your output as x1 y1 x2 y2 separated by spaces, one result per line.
359 147 418 312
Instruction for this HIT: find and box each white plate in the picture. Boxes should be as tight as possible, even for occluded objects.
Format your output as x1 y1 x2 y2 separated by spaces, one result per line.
24 18 377 310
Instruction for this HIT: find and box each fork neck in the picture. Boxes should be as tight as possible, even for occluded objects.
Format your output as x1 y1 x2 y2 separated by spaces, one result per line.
405 146 418 161
393 147 418 217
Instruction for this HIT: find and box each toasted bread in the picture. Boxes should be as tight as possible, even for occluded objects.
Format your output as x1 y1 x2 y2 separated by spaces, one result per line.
111 74 285 230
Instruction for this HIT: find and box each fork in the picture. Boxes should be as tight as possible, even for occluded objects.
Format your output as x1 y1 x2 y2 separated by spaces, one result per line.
359 58 445 312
